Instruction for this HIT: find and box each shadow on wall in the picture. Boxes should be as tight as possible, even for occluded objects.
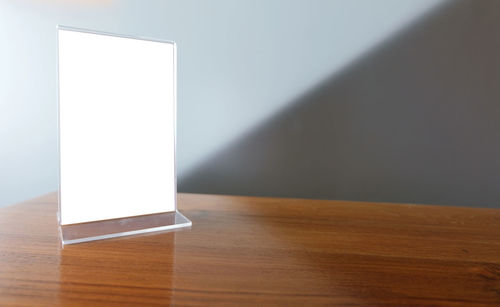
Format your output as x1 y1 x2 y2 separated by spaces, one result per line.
179 0 500 209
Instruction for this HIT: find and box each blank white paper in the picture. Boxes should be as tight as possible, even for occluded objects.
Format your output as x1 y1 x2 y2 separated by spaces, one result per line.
58 28 176 225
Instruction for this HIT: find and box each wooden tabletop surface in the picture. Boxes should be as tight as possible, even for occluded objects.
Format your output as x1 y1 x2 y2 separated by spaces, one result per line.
1 192 500 306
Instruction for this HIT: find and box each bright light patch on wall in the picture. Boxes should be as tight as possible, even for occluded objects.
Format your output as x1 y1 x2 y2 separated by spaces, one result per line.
34 0 114 6
58 28 176 225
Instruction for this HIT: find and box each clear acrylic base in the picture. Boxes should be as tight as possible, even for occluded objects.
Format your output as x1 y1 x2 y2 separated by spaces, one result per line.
59 211 191 245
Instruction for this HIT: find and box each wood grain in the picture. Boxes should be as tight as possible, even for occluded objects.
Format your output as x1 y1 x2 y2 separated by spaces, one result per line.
0 192 500 306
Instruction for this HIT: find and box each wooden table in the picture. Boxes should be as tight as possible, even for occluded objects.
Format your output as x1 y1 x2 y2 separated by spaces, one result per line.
1 193 499 306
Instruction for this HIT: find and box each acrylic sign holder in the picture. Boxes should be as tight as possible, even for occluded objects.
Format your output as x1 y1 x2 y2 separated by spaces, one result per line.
57 26 191 245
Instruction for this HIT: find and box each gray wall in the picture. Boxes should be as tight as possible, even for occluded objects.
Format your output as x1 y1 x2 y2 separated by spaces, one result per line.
180 0 500 208
2 0 500 208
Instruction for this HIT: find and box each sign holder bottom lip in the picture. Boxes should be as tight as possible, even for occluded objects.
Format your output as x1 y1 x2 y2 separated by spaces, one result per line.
59 210 192 245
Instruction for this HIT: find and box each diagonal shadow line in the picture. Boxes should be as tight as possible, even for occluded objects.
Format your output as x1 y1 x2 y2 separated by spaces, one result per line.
179 0 500 209
178 0 451 179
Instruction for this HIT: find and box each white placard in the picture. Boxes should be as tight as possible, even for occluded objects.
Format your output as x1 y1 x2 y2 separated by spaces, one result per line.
58 28 176 225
